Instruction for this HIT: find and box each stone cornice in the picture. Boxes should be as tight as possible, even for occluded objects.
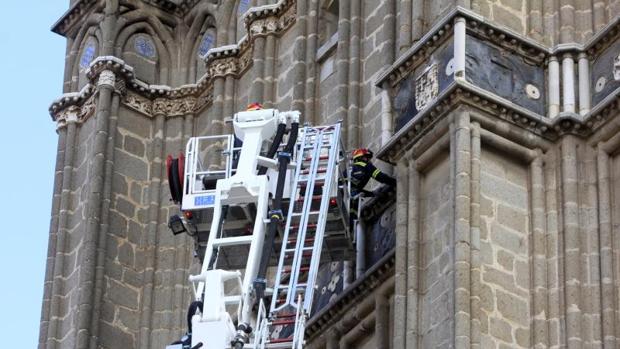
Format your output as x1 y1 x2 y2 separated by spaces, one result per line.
378 78 620 164
52 0 204 35
50 56 215 122
51 0 103 36
376 7 549 88
305 250 395 339
50 0 297 123
378 80 553 164
376 6 620 164
377 6 620 88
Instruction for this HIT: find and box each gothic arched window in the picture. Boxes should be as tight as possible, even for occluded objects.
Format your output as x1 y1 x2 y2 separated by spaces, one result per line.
195 28 216 80
79 38 97 69
122 34 159 84
134 35 157 59
78 36 98 88
198 31 216 57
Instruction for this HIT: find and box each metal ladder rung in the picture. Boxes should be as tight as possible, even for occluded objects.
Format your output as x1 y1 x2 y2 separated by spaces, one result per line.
212 235 254 247
289 211 319 217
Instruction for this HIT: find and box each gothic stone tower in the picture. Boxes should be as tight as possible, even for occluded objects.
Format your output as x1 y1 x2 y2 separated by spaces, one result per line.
41 0 620 348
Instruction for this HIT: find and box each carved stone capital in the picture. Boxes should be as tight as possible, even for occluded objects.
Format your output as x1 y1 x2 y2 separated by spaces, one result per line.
97 70 116 88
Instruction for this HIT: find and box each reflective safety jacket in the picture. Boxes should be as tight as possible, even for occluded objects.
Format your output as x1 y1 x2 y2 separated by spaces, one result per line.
350 160 396 194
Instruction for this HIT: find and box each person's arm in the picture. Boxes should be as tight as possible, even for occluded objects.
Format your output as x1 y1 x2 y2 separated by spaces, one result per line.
368 163 396 187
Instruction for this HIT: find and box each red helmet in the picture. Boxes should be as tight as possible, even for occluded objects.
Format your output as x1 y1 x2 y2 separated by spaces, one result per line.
246 102 263 111
352 148 373 160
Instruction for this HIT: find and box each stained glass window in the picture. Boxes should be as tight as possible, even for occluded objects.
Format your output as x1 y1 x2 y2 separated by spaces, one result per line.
79 40 96 69
134 35 157 58
198 33 215 57
237 0 250 15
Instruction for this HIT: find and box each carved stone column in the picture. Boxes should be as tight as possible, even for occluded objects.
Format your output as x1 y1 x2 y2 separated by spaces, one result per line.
75 69 116 348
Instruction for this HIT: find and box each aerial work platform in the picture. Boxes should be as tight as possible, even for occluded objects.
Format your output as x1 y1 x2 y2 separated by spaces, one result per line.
166 108 354 349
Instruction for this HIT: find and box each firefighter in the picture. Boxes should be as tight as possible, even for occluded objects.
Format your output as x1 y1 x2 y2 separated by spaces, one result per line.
349 148 396 228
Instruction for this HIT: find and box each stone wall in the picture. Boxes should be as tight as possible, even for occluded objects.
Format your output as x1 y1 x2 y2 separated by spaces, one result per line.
418 155 453 348
479 149 530 348
42 0 620 348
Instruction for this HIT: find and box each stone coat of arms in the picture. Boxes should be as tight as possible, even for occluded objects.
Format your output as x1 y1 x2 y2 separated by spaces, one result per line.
415 63 439 111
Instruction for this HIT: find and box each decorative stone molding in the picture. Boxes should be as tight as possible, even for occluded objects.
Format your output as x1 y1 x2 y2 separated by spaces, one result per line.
244 0 297 38
124 92 152 116
54 94 97 129
378 8 549 89
97 70 116 88
377 6 620 164
50 0 296 123
51 0 101 35
52 0 207 35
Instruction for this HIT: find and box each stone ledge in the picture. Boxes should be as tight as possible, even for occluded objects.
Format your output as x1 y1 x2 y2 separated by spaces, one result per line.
305 249 395 338
378 77 620 164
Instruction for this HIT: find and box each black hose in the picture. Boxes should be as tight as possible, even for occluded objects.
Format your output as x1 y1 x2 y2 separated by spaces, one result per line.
186 301 204 333
253 122 299 300
258 122 287 175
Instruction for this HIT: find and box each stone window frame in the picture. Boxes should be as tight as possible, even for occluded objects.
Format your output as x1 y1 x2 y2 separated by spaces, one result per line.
317 0 339 49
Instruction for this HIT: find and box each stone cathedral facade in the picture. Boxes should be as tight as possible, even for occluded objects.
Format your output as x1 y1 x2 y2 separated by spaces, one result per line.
40 0 620 348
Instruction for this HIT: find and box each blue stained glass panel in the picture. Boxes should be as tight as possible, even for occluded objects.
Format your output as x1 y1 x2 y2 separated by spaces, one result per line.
134 36 156 58
80 43 96 69
198 33 215 57
237 0 250 14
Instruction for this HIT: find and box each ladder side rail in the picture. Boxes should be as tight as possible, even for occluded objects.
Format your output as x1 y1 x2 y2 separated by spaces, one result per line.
270 127 315 311
184 137 195 196
193 189 224 300
286 128 324 307
238 176 270 326
302 125 341 312
225 134 233 178
291 294 304 349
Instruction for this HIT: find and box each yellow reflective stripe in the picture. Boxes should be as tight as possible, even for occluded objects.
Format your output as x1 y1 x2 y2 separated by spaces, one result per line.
353 162 367 166
372 169 381 178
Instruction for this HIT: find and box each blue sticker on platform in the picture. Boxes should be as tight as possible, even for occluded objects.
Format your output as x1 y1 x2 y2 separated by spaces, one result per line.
195 195 215 206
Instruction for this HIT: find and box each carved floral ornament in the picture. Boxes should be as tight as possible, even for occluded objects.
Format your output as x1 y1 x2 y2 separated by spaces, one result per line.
54 95 97 129
247 1 296 37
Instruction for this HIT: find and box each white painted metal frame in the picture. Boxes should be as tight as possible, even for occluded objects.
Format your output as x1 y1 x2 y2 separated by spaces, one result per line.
182 134 234 210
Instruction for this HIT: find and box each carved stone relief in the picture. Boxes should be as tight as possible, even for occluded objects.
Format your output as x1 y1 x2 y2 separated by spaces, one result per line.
415 64 439 111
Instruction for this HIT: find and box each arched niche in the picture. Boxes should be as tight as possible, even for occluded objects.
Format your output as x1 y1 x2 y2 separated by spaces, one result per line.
318 0 339 48
122 34 160 84
193 26 216 81
235 0 252 42
77 36 99 89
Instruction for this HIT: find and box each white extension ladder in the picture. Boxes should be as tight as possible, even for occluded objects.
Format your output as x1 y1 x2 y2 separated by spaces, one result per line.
257 124 342 348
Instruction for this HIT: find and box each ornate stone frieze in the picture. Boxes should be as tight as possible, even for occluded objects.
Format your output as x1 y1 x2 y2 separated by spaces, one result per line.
415 64 439 111
125 92 153 116
54 94 97 130
245 0 297 38
123 86 212 118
